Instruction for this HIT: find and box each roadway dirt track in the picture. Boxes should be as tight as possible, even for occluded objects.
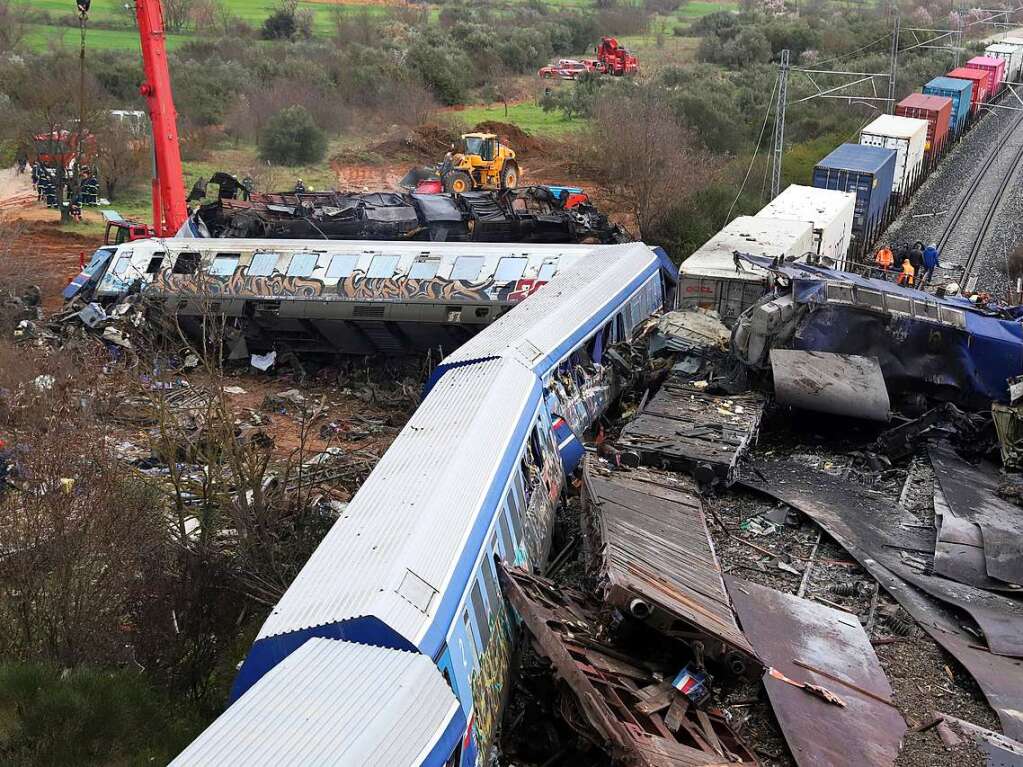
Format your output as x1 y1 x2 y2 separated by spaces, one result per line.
0 221 100 311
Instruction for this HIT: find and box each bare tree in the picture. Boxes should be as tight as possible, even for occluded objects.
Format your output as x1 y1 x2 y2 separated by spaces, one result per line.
162 0 196 33
586 93 721 241
0 0 25 55
92 118 151 201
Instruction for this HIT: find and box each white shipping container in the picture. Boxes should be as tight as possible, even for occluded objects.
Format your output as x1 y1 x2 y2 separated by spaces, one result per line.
755 184 856 268
679 216 813 325
859 114 928 196
986 42 1023 82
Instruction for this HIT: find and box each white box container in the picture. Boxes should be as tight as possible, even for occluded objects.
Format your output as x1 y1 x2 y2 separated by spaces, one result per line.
755 184 855 268
679 216 813 325
986 42 1023 82
859 114 928 196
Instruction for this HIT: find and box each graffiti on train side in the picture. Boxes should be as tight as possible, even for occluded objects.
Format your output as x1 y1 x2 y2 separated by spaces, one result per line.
468 598 514 764
149 267 550 303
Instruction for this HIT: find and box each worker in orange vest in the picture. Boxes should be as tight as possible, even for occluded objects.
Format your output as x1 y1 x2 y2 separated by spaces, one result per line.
896 257 915 287
874 244 894 280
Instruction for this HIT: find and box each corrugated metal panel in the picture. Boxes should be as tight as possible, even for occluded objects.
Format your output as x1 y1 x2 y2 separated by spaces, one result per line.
755 185 855 263
815 142 895 175
256 357 539 646
441 242 659 368
681 216 813 280
171 639 460 766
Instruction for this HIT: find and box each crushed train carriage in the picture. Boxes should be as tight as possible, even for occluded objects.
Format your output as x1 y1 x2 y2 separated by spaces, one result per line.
170 242 677 767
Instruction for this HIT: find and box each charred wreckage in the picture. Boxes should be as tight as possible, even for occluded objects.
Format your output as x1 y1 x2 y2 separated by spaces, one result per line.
186 173 630 244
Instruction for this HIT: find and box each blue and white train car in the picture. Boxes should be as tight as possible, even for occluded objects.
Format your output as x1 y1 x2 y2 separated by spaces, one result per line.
171 242 676 767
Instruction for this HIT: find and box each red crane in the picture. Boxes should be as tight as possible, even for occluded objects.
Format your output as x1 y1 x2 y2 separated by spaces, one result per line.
134 0 187 236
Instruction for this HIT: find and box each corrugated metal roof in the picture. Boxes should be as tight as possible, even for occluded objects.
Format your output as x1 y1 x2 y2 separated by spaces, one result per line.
681 216 813 281
815 143 897 174
860 114 929 140
440 243 659 370
897 92 953 110
255 357 539 647
171 638 460 766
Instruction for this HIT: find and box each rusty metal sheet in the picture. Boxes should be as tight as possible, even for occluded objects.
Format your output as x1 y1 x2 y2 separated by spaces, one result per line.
499 565 758 767
929 445 1023 587
741 464 1023 740
744 461 1023 658
583 460 755 662
933 512 1013 592
937 713 1023 766
770 350 891 422
616 375 764 485
725 576 905 767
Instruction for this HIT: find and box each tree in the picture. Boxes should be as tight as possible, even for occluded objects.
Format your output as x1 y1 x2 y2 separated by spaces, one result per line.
162 0 196 33
0 0 26 55
258 105 327 166
92 118 150 201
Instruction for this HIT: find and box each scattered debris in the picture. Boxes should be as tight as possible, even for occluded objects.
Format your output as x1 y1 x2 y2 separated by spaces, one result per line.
726 576 906 767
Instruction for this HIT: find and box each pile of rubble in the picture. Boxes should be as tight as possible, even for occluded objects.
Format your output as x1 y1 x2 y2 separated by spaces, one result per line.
498 306 1023 767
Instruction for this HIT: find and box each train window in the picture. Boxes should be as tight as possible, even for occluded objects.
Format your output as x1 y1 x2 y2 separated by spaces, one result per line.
538 262 557 281
498 510 514 558
368 255 400 278
462 610 479 665
172 252 200 275
508 484 525 543
450 256 484 281
480 553 500 614
210 254 239 276
286 252 318 277
111 255 132 276
248 252 279 276
409 259 440 279
326 254 359 279
494 257 528 282
514 469 527 510
471 581 490 647
145 254 165 274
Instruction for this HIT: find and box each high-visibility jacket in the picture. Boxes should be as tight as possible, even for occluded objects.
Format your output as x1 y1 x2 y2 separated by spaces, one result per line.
875 247 894 269
897 261 915 286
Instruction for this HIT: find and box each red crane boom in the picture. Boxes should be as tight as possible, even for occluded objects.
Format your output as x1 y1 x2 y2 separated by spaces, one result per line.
134 0 187 236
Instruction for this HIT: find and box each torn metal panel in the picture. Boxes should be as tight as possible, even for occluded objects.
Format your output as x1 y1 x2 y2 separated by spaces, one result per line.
498 565 758 766
929 445 1023 587
933 511 1011 591
744 460 1023 658
582 460 756 664
725 576 905 767
937 713 1023 766
616 374 764 486
770 350 890 422
742 462 1023 738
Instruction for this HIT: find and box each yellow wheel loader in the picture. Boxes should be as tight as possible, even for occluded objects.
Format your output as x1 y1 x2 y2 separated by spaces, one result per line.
400 133 520 194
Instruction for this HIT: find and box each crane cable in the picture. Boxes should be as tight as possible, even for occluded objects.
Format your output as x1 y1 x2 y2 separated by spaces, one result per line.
75 1 90 203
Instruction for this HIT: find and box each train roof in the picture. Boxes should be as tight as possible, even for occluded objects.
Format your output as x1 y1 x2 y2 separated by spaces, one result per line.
434 242 673 378
232 357 540 697
170 638 462 767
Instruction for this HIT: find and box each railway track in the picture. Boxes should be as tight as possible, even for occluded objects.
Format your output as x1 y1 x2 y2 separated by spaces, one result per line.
936 107 1023 292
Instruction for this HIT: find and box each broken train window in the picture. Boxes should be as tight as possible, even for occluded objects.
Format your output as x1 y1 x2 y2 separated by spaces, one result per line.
145 253 165 274
111 254 132 276
171 252 200 275
210 254 240 277
248 252 280 277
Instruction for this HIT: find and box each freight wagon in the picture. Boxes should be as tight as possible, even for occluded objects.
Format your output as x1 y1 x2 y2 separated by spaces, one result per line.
947 67 989 114
895 93 952 156
966 56 1006 96
754 184 855 268
923 77 974 135
679 216 813 324
984 43 1023 83
859 114 928 196
812 143 896 249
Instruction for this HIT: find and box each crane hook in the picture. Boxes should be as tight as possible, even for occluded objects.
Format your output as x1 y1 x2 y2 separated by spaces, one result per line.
76 0 90 17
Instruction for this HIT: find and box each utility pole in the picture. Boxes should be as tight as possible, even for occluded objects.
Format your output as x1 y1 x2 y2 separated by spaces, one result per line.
953 0 963 68
770 49 790 200
887 14 900 113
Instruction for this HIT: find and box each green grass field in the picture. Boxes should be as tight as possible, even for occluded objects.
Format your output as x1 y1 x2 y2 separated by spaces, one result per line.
447 102 584 135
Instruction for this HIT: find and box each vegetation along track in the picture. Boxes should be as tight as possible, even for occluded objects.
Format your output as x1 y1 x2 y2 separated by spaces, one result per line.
937 106 1023 292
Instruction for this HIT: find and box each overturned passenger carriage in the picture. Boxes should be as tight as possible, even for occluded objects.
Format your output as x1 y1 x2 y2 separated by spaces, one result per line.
170 243 677 766
91 239 672 355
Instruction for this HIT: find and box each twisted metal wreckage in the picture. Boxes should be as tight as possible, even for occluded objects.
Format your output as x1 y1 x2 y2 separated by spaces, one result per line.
185 174 630 244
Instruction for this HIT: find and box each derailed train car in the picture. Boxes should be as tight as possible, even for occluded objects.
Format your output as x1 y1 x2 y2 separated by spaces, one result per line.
87 239 651 355
170 243 677 766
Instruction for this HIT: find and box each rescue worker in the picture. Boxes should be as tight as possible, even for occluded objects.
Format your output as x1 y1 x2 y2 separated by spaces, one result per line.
874 244 894 279
294 178 306 194
15 149 28 175
909 241 925 277
897 257 915 287
440 145 455 176
920 243 940 288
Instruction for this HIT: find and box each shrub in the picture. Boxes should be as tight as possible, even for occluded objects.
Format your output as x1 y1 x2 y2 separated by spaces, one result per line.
258 105 327 165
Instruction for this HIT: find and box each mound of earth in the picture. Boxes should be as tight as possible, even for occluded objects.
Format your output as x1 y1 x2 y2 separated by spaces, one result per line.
473 121 546 156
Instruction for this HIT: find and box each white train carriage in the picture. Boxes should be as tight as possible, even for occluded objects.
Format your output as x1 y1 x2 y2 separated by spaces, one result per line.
172 243 676 767
87 238 608 355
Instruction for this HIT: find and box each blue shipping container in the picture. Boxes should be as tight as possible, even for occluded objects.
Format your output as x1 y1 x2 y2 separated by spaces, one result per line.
812 143 896 237
922 77 973 134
